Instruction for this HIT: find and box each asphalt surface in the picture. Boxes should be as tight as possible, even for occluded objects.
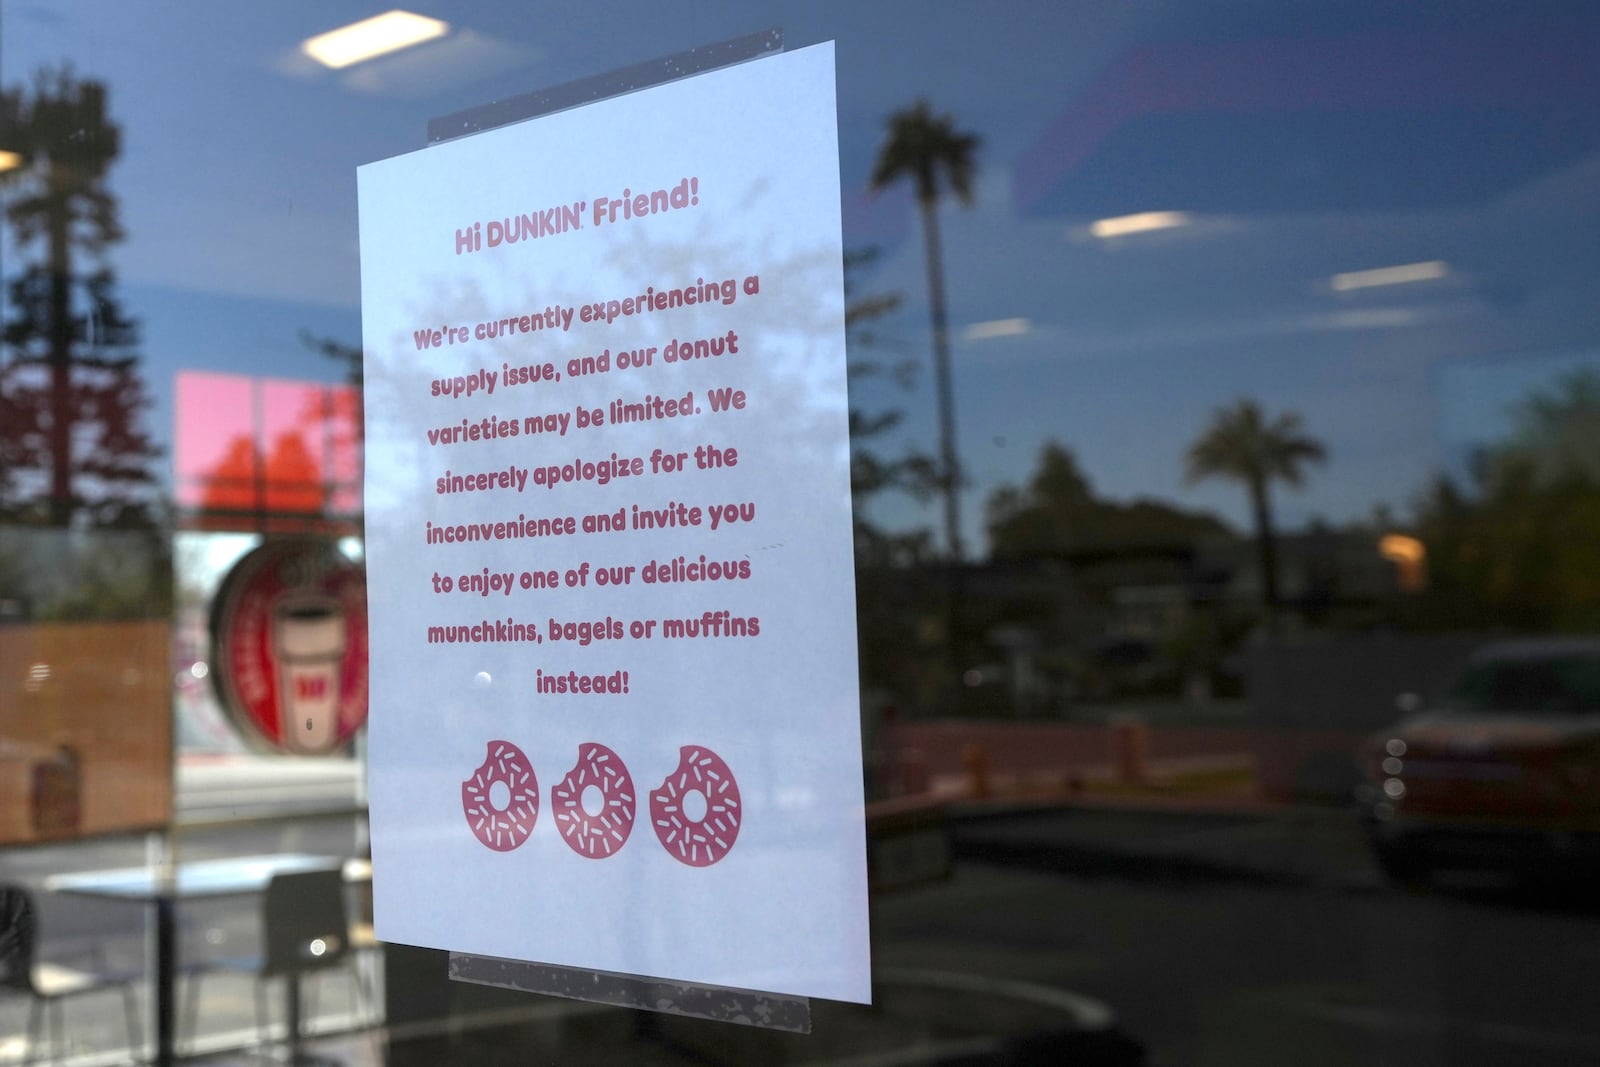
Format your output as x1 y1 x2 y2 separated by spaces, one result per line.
947 803 1386 891
6 794 1600 1066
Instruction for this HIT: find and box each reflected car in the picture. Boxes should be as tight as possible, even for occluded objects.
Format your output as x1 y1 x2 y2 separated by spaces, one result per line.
1358 639 1600 882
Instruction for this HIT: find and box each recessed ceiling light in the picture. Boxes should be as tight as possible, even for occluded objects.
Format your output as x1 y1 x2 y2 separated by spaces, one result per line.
0 150 23 172
302 10 449 70
1088 211 1190 239
1330 260 1448 292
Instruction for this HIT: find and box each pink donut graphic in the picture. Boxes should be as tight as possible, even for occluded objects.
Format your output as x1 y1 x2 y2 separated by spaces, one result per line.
551 742 636 858
461 740 539 851
650 745 741 867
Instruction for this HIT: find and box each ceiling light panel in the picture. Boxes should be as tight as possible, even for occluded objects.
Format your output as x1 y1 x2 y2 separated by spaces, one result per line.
303 10 449 70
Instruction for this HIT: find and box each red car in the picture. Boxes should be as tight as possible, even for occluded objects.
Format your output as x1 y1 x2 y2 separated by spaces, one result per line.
1359 639 1600 882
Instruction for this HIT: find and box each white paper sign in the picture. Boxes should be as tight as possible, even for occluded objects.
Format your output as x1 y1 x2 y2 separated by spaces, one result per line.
358 44 869 1004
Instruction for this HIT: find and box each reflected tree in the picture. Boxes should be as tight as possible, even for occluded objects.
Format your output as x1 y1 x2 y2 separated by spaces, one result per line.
990 441 1228 557
298 330 365 524
1413 370 1600 630
987 440 1239 702
844 247 943 704
0 70 159 527
196 435 260 513
264 431 322 513
843 247 937 558
870 100 979 562
1485 368 1600 489
300 329 362 389
1185 399 1325 624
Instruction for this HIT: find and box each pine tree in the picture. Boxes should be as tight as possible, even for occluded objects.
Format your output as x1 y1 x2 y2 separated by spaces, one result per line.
0 70 159 527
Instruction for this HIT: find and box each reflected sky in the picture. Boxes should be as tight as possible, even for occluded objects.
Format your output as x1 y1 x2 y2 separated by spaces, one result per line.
5 1 1598 548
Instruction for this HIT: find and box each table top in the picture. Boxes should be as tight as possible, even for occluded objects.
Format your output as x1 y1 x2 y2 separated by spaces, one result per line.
46 853 364 902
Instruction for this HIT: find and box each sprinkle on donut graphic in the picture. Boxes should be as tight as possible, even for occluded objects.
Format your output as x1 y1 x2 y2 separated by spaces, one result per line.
461 740 539 851
651 745 741 867
551 742 636 858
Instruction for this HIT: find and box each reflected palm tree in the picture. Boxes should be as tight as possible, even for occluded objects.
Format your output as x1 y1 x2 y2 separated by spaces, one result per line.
870 100 979 561
1185 399 1326 624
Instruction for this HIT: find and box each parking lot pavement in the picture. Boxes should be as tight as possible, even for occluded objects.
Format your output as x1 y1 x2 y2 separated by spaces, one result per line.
947 802 1386 892
2 761 1389 1065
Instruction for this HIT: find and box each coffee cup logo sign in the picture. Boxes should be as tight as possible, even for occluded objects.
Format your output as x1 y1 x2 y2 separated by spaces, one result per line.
210 539 369 754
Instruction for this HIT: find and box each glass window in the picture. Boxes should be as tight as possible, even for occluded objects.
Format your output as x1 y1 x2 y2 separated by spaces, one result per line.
4 4 1600 1064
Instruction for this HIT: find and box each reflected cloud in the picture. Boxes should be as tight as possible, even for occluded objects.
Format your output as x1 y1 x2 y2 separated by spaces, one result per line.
963 317 1030 341
1063 210 1240 249
1314 307 1432 330
1330 260 1449 292
954 302 1461 364
1088 210 1191 239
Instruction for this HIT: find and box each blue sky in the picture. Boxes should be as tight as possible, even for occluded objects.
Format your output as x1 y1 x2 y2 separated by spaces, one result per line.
6 1 1599 551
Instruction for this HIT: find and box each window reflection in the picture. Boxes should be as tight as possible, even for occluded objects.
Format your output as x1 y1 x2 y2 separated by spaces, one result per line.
3 4 1600 1064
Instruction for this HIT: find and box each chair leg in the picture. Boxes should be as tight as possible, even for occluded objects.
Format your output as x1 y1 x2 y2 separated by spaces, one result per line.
253 976 270 1047
352 959 375 1027
303 969 319 1027
121 983 143 1061
181 971 202 1054
23 998 43 1066
310 965 373 1031
48 999 64 1064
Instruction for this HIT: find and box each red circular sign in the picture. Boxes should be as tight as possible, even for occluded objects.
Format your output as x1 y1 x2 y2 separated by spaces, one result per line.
209 538 369 755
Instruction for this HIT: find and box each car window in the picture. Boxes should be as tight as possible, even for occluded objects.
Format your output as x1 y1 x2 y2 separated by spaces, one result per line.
1445 657 1600 713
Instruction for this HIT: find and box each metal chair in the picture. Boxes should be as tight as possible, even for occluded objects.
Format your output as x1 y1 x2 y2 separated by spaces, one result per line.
184 867 357 1052
0 884 142 1065
343 875 383 1026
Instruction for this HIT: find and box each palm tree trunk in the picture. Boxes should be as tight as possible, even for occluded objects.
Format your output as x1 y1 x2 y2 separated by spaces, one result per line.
918 197 962 562
1249 477 1280 631
918 196 964 678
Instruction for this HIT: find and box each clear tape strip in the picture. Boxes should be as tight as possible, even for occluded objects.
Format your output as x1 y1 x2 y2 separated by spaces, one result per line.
448 952 811 1033
427 28 784 144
